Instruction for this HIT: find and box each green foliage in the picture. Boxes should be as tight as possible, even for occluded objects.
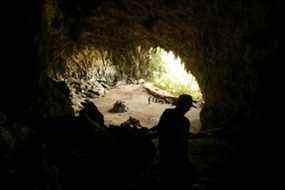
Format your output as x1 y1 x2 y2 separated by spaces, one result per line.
147 48 202 99
147 48 165 80
153 77 201 99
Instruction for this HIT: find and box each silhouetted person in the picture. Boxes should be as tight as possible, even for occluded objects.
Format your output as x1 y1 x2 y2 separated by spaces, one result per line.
157 94 197 188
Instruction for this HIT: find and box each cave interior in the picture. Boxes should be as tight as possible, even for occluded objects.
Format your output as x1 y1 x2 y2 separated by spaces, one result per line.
0 0 276 189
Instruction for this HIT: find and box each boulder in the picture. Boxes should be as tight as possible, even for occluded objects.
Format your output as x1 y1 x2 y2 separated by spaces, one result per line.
109 100 128 113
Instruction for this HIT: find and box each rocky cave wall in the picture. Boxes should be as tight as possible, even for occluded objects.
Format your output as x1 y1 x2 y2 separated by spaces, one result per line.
0 2 277 189
0 1 44 121
44 0 275 130
0 0 276 129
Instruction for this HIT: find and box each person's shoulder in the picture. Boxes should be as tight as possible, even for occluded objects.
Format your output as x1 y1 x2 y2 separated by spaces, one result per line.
160 108 175 120
163 108 174 114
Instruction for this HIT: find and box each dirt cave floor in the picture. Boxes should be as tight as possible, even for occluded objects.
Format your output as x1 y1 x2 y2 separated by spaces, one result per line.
92 83 202 134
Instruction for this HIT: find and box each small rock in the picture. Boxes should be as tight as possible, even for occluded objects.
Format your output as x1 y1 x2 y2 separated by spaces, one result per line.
120 116 143 129
109 100 128 113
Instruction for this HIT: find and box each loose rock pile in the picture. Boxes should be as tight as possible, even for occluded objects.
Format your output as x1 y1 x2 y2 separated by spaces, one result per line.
66 78 110 113
109 100 128 113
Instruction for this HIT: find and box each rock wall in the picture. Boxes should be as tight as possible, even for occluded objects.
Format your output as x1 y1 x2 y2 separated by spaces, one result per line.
48 0 273 131
0 0 274 127
0 1 44 120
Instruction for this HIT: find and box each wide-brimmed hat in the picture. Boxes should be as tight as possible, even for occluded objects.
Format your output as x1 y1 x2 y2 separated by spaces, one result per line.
176 94 197 108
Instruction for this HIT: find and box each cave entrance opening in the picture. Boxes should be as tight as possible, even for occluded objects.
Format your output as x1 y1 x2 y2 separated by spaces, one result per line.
146 47 202 101
88 47 203 133
58 46 203 133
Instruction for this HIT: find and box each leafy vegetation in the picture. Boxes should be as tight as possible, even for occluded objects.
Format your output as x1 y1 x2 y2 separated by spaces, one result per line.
147 48 202 100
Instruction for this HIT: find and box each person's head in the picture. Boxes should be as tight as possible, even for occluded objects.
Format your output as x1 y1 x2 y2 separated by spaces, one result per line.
175 94 197 114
